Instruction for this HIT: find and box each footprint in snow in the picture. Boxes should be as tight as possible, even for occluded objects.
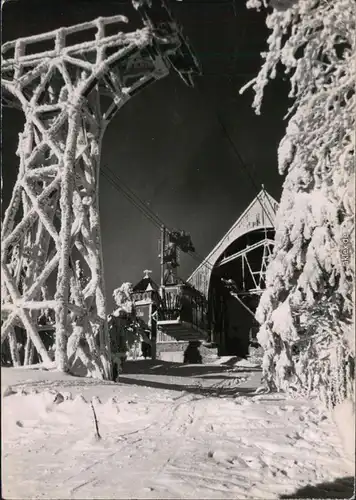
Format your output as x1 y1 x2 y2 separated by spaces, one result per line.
243 456 265 469
286 431 302 441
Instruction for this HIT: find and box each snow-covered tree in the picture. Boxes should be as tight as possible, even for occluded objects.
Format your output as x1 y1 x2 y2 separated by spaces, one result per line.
241 0 355 407
109 283 151 362
112 283 135 317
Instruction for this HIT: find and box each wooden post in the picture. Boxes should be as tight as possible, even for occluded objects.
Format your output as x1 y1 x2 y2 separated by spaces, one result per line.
150 303 157 360
242 254 245 291
160 225 166 294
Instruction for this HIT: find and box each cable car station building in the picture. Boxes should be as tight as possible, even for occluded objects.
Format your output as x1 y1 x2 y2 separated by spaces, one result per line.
140 188 278 362
188 188 278 358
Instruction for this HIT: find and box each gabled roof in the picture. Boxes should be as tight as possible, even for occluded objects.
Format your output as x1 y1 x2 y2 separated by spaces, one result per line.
188 188 279 285
133 270 159 293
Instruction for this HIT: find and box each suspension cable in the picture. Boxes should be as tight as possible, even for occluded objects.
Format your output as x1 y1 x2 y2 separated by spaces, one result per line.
194 80 278 224
101 166 163 230
102 164 173 230
100 164 215 274
101 162 262 317
100 96 278 278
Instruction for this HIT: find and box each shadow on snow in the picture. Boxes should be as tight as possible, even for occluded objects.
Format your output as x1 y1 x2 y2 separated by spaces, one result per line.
123 359 260 376
118 374 257 398
279 476 355 499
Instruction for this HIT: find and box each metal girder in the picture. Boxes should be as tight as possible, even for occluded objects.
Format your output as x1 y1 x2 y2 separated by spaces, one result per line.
229 292 256 318
216 238 274 267
220 234 274 304
1 0 200 376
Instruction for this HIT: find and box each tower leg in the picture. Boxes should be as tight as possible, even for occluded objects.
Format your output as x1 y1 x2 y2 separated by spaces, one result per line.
1 4 200 377
1 98 111 378
54 110 80 372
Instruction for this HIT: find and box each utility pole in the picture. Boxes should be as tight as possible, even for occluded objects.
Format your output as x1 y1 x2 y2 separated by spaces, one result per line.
160 225 166 297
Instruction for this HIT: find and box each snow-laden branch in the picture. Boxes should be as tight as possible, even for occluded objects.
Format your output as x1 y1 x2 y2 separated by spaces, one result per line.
242 0 355 407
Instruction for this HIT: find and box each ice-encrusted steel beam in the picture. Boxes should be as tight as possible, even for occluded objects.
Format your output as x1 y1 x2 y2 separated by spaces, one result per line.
1 0 200 377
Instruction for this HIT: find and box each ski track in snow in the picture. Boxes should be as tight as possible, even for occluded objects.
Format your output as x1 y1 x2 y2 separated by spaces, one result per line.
2 366 354 499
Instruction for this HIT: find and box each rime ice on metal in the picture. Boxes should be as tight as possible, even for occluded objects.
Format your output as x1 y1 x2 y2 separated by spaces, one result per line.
1 0 200 378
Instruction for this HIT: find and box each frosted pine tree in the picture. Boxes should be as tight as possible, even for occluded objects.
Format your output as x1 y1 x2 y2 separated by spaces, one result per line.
112 283 135 317
109 283 151 362
241 0 355 407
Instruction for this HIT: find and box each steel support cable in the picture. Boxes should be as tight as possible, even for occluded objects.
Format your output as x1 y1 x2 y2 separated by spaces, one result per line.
194 79 277 225
101 168 157 225
102 161 262 280
96 47 274 276
101 168 163 230
188 250 214 271
101 172 159 229
102 166 214 275
101 165 215 275
214 111 277 223
101 160 262 290
101 166 256 316
102 164 171 230
102 172 215 271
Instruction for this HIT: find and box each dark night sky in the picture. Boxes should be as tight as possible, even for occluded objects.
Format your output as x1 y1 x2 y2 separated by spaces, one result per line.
2 0 289 308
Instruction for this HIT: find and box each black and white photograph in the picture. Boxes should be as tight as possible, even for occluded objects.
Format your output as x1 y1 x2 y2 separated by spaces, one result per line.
1 0 355 498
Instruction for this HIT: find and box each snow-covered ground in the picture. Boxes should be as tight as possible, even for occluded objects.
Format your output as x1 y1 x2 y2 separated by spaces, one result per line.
2 360 354 499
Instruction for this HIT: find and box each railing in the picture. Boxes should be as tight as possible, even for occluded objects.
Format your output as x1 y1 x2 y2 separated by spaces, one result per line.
157 330 181 343
132 291 154 303
157 284 207 332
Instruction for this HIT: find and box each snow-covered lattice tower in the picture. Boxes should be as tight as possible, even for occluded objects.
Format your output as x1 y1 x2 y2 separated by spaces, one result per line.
1 0 200 378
